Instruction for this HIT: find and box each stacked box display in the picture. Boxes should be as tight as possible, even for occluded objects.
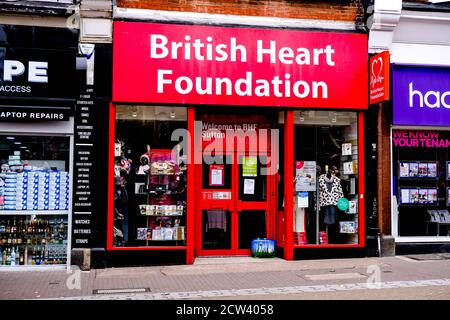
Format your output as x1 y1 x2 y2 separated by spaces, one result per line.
7 171 70 211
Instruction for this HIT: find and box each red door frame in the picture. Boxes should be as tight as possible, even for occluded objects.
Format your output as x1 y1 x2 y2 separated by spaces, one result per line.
107 103 191 259
107 104 366 264
195 149 274 257
285 111 366 250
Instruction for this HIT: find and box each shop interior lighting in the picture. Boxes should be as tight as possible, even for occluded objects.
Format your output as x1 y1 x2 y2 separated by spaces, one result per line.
20 146 27 149
331 112 337 123
6 136 15 140
299 112 305 122
14 141 22 145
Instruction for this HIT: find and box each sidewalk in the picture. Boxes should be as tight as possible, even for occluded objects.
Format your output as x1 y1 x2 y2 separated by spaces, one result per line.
1 255 450 300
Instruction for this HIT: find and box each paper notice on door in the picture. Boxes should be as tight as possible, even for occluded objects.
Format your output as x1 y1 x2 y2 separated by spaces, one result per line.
243 178 255 195
210 164 224 186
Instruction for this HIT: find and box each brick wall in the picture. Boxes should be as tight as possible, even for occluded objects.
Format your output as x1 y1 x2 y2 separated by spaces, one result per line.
117 0 360 22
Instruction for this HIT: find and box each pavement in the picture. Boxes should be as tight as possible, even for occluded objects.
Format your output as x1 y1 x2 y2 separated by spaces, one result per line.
0 254 450 300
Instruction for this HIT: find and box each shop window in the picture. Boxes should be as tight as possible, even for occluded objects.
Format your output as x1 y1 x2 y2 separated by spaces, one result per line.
393 129 450 238
113 105 187 247
291 111 359 245
0 135 70 266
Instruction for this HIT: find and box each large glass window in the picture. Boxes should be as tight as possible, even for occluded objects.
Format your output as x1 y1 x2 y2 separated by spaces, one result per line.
291 111 359 245
0 135 70 266
393 129 450 238
113 105 187 247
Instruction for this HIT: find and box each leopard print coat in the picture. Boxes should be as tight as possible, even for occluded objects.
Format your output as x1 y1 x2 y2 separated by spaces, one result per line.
318 174 344 208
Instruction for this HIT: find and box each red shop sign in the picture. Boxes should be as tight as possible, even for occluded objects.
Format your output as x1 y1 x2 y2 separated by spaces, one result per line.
369 51 390 104
113 21 368 109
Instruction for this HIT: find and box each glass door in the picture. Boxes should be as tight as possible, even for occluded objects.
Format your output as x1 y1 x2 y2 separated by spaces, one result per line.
198 153 235 255
235 153 271 255
197 153 271 256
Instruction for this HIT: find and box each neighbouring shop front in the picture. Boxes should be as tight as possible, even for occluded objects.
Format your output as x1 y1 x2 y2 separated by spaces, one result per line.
391 65 450 243
0 25 78 269
110 21 368 264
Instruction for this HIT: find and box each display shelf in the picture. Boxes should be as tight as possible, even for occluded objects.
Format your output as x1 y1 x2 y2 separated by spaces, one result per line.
148 190 185 195
0 210 69 216
140 214 184 217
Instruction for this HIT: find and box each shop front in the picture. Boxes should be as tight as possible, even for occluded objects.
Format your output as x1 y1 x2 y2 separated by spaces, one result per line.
391 65 450 243
111 21 368 264
0 25 78 269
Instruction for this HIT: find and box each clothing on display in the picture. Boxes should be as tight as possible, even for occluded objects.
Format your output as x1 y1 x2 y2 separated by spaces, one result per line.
206 210 227 232
318 173 344 208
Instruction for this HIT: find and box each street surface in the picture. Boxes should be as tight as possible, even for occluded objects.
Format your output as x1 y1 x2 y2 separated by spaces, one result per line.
0 255 450 300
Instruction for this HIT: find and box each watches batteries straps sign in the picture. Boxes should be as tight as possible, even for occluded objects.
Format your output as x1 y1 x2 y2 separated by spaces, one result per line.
72 87 95 247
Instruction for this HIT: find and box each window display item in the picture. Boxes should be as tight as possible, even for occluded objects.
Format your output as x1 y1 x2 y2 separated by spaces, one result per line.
318 172 344 208
295 161 316 192
209 164 224 186
319 231 328 244
418 189 428 204
427 163 437 178
348 200 357 214
399 162 409 178
339 221 356 234
342 143 352 156
418 163 428 177
409 189 419 203
438 210 450 223
400 189 410 204
409 163 419 177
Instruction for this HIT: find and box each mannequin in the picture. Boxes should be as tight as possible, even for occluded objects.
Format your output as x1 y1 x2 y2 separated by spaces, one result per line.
318 165 344 242
137 145 151 175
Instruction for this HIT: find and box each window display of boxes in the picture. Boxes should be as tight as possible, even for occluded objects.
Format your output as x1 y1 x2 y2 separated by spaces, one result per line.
0 170 70 211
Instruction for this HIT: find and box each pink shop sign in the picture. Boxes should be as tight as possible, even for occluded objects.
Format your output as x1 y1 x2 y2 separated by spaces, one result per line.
393 130 450 148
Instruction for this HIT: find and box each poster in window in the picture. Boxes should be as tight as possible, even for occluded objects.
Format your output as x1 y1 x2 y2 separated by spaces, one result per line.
400 189 410 204
409 163 419 178
447 188 450 206
409 189 419 204
399 162 409 178
427 163 437 178
137 228 148 240
210 164 224 186
418 189 428 204
339 221 356 234
418 163 428 178
342 143 352 156
295 161 316 192
297 192 309 208
427 189 438 204
242 156 258 177
447 162 450 180
348 200 357 214
243 178 255 195
343 161 355 175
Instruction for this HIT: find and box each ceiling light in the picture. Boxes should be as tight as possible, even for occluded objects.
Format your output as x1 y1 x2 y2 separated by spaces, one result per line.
14 141 21 145
20 146 27 149
6 137 15 140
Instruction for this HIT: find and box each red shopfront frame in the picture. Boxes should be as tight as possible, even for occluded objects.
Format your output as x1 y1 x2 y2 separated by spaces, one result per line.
109 21 368 263
106 104 196 264
106 106 366 263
